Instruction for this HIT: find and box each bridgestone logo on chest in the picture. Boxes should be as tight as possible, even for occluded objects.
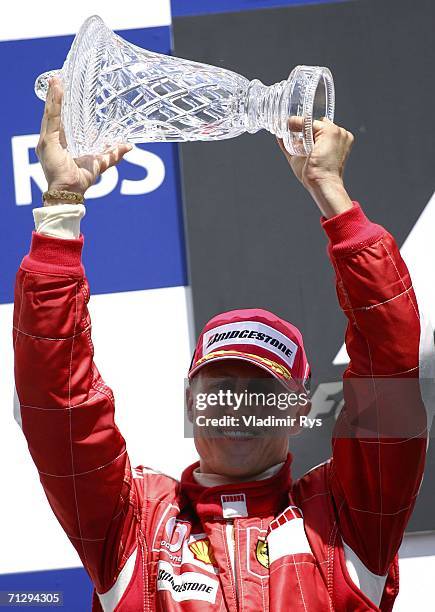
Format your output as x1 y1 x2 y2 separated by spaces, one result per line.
203 321 298 370
157 561 218 603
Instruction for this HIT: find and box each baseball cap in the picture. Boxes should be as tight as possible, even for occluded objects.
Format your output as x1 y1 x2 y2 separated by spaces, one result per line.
188 308 311 393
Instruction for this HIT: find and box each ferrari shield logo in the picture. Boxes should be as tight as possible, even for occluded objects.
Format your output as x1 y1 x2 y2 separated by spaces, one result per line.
256 538 269 568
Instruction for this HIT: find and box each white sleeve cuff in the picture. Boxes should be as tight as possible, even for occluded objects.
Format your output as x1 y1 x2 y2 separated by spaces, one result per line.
33 204 86 240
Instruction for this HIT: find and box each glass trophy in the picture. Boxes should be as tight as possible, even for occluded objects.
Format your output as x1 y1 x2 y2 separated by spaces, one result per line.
34 15 335 158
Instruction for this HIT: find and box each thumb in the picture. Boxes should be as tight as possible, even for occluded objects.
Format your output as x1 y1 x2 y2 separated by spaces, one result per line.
276 136 292 162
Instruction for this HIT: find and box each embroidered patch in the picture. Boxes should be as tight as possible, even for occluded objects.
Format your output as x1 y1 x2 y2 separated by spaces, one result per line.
157 561 218 603
221 493 248 518
256 538 269 568
188 538 217 566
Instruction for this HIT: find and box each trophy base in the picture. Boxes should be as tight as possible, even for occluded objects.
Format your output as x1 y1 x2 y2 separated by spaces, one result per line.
246 66 335 156
284 65 335 156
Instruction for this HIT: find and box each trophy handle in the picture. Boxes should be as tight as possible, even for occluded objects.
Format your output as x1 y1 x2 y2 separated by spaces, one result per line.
34 69 63 101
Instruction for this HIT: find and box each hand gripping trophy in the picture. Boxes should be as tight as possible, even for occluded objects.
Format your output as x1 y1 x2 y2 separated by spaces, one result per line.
34 15 335 157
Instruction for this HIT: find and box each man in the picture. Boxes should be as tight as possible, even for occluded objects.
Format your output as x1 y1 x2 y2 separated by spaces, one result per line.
13 77 431 611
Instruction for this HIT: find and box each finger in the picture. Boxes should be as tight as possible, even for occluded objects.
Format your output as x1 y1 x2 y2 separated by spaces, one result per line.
275 136 293 161
287 116 304 132
105 143 133 169
59 122 67 149
312 119 326 132
95 143 132 174
38 77 55 143
45 77 63 141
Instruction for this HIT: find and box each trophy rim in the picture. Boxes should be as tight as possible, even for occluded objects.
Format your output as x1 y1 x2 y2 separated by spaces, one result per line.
284 65 335 156
62 15 111 157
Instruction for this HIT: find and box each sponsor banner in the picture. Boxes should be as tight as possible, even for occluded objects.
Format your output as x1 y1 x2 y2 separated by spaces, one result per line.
157 561 218 603
171 0 345 17
0 1 171 41
0 25 187 304
203 321 298 370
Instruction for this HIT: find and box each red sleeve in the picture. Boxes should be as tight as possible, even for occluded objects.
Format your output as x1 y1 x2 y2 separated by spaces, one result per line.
13 231 137 594
321 203 427 576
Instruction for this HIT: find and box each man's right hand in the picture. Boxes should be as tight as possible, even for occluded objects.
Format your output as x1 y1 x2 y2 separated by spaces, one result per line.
36 77 132 202
276 117 354 219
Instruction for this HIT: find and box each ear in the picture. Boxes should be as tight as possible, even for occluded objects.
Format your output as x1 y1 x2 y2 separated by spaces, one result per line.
185 383 194 423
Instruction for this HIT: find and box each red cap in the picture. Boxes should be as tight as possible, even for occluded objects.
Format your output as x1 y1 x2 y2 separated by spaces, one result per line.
188 308 310 392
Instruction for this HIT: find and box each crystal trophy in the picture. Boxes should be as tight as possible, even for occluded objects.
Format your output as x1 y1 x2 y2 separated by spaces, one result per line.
34 15 334 158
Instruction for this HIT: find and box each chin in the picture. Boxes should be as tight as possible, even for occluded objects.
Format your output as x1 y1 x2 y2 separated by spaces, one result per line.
195 435 288 479
211 443 275 478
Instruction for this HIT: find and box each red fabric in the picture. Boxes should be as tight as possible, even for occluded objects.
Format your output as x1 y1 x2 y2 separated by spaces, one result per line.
13 203 426 611
321 201 384 256
21 230 85 276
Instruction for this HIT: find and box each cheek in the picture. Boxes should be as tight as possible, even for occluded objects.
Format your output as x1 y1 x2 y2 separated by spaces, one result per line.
194 436 223 458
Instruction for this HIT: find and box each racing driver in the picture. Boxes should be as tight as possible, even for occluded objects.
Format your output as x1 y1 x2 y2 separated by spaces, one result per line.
13 77 433 611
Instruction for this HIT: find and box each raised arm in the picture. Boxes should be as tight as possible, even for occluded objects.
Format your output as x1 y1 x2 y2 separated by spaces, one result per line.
278 120 429 580
13 78 135 595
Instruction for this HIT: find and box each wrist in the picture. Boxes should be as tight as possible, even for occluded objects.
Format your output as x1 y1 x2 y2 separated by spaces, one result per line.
48 183 86 196
305 178 353 219
43 189 85 207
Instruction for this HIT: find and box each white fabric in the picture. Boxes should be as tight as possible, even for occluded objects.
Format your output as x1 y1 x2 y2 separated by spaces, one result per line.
33 204 85 239
343 541 387 608
98 548 137 612
192 462 284 488
267 517 312 564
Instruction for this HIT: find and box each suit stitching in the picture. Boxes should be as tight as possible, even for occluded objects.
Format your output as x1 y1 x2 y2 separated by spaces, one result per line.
236 522 244 611
292 552 308 611
331 235 385 259
341 285 413 312
333 260 359 329
357 431 427 444
364 337 383 575
13 272 26 351
38 448 127 478
19 389 111 411
380 239 419 321
298 491 329 504
327 496 343 605
259 519 267 612
19 266 82 279
13 324 91 341
67 283 88 566
269 559 326 576
347 502 414 516
139 494 150 611
68 534 105 542
139 536 147 611
346 364 418 376
220 523 237 610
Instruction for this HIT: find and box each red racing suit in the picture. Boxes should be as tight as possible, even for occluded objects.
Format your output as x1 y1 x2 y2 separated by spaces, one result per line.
13 203 428 611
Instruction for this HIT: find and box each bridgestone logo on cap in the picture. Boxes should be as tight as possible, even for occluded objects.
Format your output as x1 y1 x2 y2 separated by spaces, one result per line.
202 321 298 371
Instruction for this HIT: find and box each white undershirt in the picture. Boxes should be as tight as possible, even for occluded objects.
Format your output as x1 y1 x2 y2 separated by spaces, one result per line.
33 204 85 239
192 462 284 488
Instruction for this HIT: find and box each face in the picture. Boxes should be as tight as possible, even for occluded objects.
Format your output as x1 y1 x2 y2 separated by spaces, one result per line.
188 360 296 479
